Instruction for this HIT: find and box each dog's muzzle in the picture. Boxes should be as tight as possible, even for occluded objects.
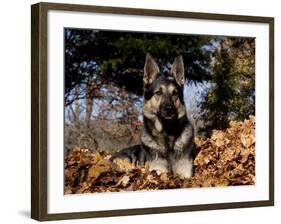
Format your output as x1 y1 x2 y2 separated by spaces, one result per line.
159 103 177 120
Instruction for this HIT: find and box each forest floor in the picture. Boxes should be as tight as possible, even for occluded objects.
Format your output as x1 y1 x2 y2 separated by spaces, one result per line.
64 116 255 194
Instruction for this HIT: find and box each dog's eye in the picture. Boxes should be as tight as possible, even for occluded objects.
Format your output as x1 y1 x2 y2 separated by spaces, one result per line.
155 90 162 96
172 90 178 96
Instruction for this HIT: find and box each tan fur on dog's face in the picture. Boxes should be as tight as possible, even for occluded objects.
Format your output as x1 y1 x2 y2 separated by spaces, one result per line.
143 82 185 119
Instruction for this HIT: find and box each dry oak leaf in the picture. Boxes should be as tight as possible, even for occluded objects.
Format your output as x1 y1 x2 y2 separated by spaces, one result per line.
64 168 73 180
112 158 136 172
211 130 226 147
90 151 102 164
76 181 92 194
88 159 111 179
116 175 130 187
240 133 255 148
159 172 169 183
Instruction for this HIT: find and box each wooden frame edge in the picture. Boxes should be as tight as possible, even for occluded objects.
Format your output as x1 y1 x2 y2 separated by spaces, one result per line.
31 2 274 221
37 2 274 23
31 3 48 221
31 3 39 220
268 18 274 205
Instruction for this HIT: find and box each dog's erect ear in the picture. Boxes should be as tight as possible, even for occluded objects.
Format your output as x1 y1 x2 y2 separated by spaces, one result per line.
170 56 185 87
143 53 160 88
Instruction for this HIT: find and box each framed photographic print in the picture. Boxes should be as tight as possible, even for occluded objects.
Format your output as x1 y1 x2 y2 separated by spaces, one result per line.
31 2 274 221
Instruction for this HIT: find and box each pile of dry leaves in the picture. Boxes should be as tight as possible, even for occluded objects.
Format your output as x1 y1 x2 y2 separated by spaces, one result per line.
65 116 255 194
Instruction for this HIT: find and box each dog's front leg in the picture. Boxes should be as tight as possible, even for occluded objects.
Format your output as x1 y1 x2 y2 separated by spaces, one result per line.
173 122 194 157
172 123 194 178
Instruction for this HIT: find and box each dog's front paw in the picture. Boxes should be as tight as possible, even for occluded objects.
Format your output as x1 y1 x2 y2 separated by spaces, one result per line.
148 158 169 175
172 156 194 178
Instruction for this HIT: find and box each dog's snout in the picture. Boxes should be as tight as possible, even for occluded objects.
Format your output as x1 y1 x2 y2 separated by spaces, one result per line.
164 104 173 111
160 101 177 120
163 98 175 110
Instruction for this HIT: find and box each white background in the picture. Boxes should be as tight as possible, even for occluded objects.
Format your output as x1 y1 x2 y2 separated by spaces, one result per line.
0 0 279 223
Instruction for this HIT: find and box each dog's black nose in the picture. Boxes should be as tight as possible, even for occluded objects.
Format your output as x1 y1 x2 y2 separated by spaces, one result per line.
165 105 173 110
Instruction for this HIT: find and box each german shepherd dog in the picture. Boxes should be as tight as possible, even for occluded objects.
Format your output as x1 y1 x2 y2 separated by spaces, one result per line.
111 53 195 178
